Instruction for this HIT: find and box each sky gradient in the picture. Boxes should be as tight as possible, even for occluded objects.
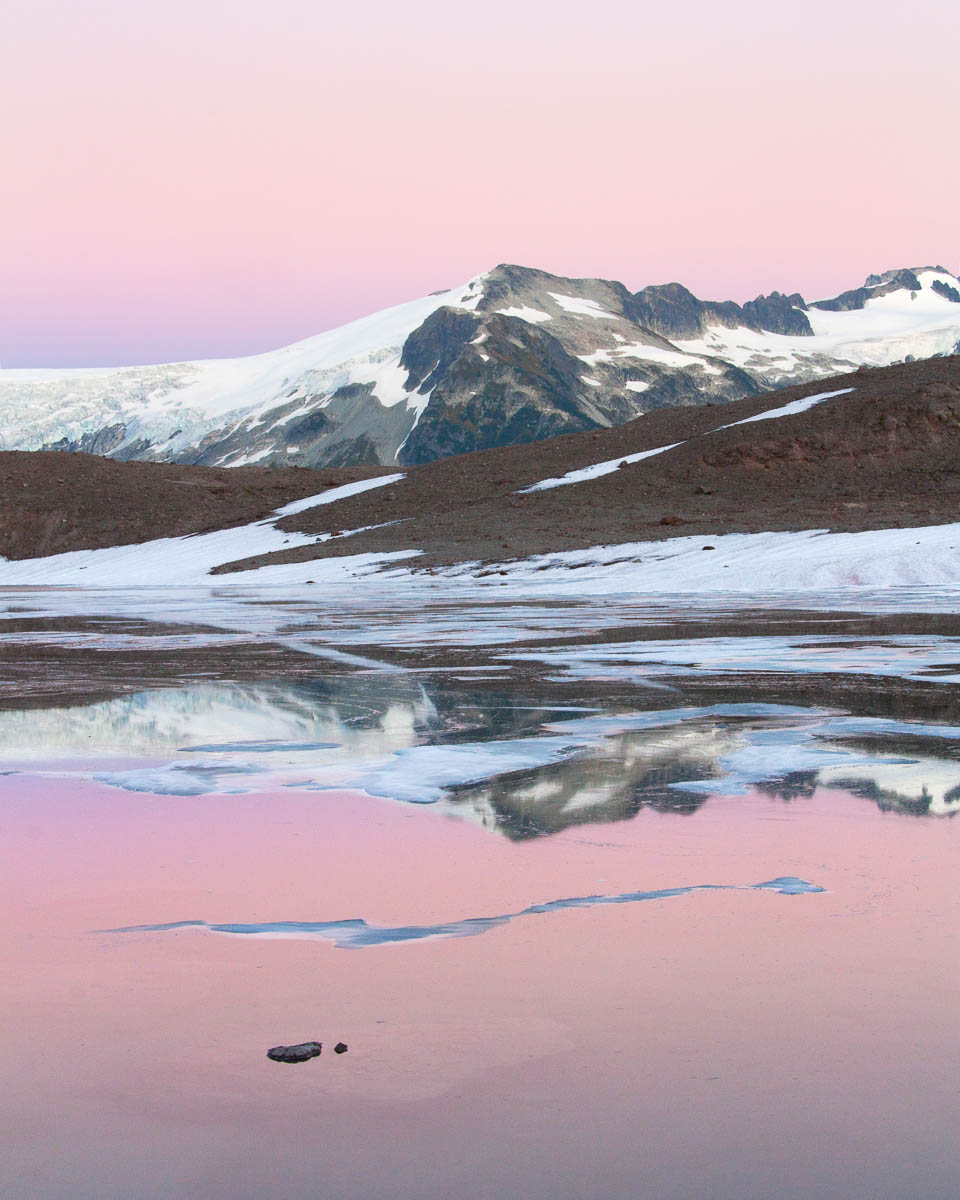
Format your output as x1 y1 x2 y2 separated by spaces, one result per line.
2 0 958 367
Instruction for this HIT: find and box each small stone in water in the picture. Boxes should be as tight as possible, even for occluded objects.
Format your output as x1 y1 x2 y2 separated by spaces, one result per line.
267 1041 322 1063
334 1042 349 1055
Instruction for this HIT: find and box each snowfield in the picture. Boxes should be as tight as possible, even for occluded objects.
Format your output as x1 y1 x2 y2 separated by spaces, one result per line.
1 484 960 594
676 269 960 379
436 524 960 594
0 277 487 461
0 475 416 586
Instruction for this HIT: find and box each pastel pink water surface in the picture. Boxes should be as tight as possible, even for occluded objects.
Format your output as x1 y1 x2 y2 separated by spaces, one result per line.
2 769 958 1199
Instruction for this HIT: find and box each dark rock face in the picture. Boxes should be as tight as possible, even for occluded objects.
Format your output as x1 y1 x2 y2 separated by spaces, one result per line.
477 263 638 318
399 317 605 464
179 382 413 471
400 307 481 392
318 434 384 467
42 424 130 456
267 1042 322 1063
813 269 922 312
112 438 153 462
393 263 789 465
865 267 934 289
631 283 708 340
286 409 331 438
932 280 960 303
741 292 811 335
632 283 812 338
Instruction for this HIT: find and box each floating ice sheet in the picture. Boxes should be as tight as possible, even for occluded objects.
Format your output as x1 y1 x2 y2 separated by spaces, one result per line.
504 633 960 684
106 877 825 949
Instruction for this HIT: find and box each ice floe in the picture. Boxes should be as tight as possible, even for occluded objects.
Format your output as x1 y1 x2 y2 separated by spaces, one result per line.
106 877 825 949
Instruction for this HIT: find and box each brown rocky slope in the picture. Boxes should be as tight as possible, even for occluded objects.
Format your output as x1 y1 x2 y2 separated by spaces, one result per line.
222 356 960 573
0 357 956 571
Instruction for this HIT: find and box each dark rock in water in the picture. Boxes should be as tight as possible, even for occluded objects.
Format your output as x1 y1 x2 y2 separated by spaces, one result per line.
334 1042 349 1055
267 1041 322 1063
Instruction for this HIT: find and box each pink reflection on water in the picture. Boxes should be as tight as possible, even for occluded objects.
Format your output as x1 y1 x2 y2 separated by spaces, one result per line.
2 771 959 1199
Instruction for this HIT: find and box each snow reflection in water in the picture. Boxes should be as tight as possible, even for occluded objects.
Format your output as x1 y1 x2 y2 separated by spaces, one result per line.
0 679 958 830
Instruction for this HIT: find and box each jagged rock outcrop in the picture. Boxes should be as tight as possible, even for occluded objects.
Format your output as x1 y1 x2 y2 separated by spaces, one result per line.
632 282 812 338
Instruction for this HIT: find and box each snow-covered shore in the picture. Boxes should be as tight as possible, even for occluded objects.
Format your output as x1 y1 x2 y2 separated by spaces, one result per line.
1 509 959 595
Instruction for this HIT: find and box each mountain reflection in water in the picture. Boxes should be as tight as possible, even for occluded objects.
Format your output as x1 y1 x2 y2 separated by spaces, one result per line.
0 678 956 832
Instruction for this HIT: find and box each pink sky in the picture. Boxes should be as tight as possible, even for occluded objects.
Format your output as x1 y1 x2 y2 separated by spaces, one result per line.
1 0 958 367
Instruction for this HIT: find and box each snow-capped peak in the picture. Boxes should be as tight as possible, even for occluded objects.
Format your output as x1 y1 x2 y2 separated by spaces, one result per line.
0 261 957 474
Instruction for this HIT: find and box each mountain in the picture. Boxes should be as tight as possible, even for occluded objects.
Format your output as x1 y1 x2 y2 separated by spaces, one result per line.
0 356 958 595
1 264 958 471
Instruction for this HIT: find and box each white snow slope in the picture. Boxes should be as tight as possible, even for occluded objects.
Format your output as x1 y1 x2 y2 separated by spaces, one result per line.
437 524 960 594
2 508 960 596
675 269 960 382
0 278 486 463
0 475 416 586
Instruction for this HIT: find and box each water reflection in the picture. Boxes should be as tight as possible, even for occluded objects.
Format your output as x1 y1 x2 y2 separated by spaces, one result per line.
448 721 730 838
0 678 957 830
759 756 960 817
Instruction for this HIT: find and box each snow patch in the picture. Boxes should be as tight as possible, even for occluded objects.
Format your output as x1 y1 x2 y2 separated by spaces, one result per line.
497 306 552 323
0 475 414 587
273 473 404 517
547 293 619 320
719 387 855 430
519 444 681 492
444 523 960 594
579 343 713 370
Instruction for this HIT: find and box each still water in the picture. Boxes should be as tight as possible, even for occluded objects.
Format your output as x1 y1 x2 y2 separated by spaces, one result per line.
1 589 958 1199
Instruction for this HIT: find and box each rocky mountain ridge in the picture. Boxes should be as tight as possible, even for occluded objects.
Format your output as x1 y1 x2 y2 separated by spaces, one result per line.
1 262 958 471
